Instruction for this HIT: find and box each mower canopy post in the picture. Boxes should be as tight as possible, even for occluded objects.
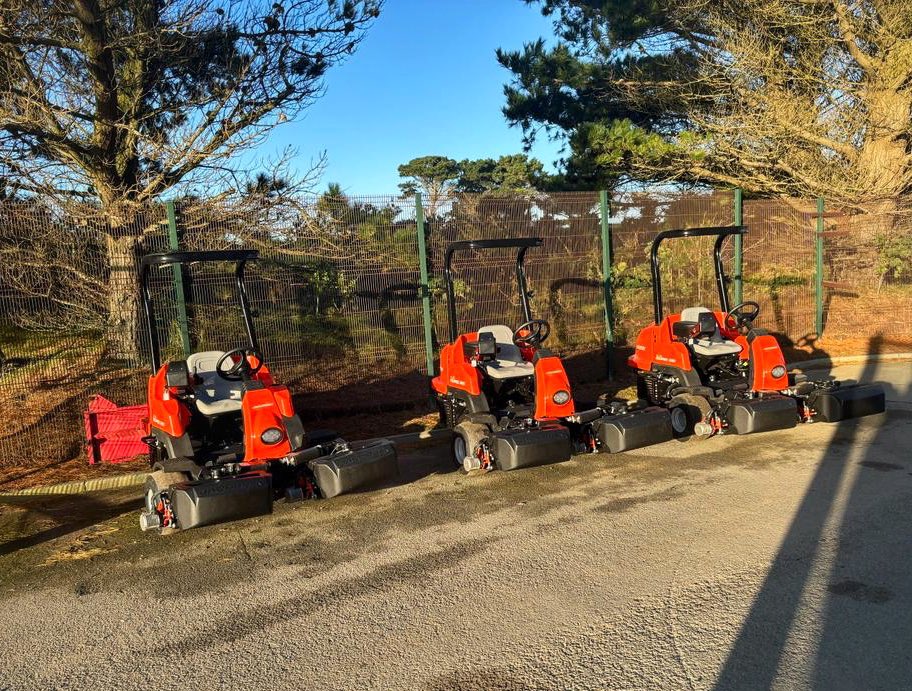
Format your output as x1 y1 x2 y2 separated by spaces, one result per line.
650 226 746 324
444 237 543 343
140 249 260 371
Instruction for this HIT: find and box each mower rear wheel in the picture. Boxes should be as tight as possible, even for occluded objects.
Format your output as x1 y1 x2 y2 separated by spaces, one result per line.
668 394 713 440
143 470 187 535
452 421 488 470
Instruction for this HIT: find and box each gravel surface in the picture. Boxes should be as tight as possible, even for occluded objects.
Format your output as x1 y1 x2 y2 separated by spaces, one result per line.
0 361 910 691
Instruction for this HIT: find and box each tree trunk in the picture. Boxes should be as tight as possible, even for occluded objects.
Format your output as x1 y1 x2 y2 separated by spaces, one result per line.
855 87 911 199
104 233 142 363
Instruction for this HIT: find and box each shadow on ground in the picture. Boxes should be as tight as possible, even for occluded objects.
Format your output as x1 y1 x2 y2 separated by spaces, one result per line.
713 336 911 690
0 489 140 556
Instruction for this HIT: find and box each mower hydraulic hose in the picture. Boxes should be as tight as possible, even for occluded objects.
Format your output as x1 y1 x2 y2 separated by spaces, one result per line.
241 462 270 472
566 408 605 425
281 445 326 466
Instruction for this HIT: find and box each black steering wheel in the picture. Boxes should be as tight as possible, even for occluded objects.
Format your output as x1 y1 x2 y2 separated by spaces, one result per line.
216 347 265 381
513 319 551 348
724 301 761 330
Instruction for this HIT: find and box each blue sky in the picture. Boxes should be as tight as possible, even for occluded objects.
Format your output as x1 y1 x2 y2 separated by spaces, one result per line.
253 0 562 194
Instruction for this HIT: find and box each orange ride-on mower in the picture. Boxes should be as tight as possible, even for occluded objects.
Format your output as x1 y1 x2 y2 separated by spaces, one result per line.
432 238 673 473
629 226 885 439
138 250 397 533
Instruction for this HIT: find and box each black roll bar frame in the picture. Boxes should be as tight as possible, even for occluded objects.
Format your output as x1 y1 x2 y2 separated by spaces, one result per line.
443 238 543 343
140 249 260 371
650 226 746 324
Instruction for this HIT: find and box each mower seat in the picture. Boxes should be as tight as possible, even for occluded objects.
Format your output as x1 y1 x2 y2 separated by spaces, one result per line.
186 351 245 416
477 325 535 380
679 308 742 357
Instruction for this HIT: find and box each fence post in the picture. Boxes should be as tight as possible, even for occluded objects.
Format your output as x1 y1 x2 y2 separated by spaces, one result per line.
415 194 435 377
733 188 743 305
165 201 191 358
599 190 615 380
815 196 825 338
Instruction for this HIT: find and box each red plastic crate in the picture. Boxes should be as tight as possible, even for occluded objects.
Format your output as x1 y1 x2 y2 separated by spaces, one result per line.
84 395 149 464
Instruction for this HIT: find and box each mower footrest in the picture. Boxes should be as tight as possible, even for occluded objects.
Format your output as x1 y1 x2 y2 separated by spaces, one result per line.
310 440 398 499
170 472 273 530
809 384 885 422
727 396 797 434
595 406 673 453
493 423 572 471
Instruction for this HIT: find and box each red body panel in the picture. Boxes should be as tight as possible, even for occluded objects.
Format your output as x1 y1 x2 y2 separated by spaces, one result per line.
627 317 693 372
432 332 483 396
715 310 788 391
241 386 294 462
737 333 788 391
146 360 294 463
146 367 192 437
247 353 275 386
630 310 788 393
533 356 575 419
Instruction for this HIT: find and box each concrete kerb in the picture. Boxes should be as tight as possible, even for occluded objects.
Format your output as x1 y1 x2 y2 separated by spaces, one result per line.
0 472 149 497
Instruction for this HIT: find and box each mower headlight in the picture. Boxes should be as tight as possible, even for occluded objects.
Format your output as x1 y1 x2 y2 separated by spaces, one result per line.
552 390 571 405
260 427 284 445
771 365 787 379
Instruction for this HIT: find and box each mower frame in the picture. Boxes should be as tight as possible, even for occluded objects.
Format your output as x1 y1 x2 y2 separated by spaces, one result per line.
650 226 744 324
434 236 672 472
138 249 398 533
630 225 885 436
141 250 260 372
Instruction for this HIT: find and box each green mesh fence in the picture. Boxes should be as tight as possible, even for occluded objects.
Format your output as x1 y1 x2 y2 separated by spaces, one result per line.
820 203 912 344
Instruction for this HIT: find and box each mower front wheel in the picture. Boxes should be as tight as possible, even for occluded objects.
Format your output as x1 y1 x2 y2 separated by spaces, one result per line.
141 470 187 535
668 394 713 441
452 422 489 471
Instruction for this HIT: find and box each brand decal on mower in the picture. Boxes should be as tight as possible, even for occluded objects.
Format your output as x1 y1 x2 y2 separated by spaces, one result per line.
450 377 466 386
253 402 275 409
655 354 677 364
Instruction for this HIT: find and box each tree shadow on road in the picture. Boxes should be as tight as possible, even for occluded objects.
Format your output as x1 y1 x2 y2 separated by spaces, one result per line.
713 336 911 689
808 346 912 688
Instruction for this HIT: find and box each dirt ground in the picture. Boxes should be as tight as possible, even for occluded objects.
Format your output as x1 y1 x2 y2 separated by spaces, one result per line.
0 360 909 690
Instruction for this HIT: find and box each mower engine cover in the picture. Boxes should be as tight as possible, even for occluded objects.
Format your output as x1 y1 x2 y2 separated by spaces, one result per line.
170 471 273 530
594 406 673 453
807 384 885 422
491 422 572 471
309 440 398 498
